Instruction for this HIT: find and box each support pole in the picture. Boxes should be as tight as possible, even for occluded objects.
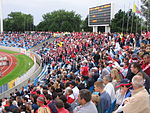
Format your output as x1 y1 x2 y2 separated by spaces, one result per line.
0 0 3 33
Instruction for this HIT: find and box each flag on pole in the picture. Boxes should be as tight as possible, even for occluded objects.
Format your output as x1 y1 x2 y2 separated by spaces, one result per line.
132 4 141 14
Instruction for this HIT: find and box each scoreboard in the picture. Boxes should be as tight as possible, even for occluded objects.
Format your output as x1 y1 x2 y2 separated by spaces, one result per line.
88 3 111 26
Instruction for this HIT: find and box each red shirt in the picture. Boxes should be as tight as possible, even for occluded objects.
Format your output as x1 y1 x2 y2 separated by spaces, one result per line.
141 63 150 77
57 107 69 113
67 94 75 104
80 66 89 76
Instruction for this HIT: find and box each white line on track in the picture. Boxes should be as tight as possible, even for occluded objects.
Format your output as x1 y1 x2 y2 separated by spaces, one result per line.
0 53 7 70
1 53 13 75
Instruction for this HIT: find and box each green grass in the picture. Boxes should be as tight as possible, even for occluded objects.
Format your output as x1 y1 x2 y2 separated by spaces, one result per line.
0 54 34 86
0 49 19 54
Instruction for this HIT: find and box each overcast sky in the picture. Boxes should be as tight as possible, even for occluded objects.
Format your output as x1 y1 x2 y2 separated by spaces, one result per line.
2 0 141 25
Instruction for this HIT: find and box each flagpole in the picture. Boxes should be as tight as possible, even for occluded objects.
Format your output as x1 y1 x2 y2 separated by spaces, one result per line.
0 0 3 34
135 18 138 33
131 1 136 33
136 0 140 33
126 3 130 33
147 0 150 32
141 19 142 34
131 12 134 33
122 4 125 33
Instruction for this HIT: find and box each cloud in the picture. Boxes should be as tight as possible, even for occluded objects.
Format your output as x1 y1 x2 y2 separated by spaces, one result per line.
2 0 140 25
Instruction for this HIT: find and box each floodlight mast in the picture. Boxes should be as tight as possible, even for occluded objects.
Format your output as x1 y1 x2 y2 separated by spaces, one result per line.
0 0 3 34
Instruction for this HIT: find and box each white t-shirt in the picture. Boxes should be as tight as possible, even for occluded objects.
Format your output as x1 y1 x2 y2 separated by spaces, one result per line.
104 82 116 102
72 86 79 100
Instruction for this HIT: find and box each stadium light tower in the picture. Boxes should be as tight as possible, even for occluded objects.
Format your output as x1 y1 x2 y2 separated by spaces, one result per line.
0 0 3 33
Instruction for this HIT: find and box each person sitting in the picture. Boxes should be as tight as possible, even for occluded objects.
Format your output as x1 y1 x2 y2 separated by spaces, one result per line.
73 89 98 113
122 75 150 113
55 99 69 113
130 62 150 93
66 89 75 104
141 54 150 77
114 79 132 112
94 81 111 113
36 97 51 113
103 75 116 102
91 94 100 110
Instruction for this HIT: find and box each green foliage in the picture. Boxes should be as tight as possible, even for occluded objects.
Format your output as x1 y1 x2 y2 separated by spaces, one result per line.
4 12 34 31
111 9 144 33
36 10 82 32
141 0 150 31
0 54 34 86
81 16 92 32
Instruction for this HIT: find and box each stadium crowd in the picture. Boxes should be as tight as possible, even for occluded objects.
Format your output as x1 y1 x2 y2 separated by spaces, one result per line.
0 32 150 113
0 32 52 50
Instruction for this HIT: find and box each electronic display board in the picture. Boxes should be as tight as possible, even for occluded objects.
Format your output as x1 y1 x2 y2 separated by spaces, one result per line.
89 3 111 26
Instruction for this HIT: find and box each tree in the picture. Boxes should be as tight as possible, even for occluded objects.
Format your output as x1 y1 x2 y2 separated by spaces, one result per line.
4 12 34 31
110 9 144 33
81 16 92 32
141 0 150 31
36 10 82 32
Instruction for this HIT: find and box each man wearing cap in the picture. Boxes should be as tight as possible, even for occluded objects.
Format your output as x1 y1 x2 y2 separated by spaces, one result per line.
114 79 132 113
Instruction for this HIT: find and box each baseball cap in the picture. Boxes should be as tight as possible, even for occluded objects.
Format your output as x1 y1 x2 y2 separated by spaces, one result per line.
116 79 131 88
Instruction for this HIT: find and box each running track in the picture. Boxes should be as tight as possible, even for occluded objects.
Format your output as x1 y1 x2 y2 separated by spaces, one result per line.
0 52 17 78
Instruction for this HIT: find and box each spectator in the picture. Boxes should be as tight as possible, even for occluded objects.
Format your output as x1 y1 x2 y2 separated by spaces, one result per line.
93 51 100 67
122 75 150 113
66 89 75 104
91 94 100 109
94 81 111 113
141 54 150 76
30 94 39 113
80 60 89 79
130 62 150 93
99 64 110 79
110 68 122 88
75 77 85 90
45 94 58 113
103 75 116 102
55 99 69 113
73 89 98 113
36 97 51 113
69 81 79 100
114 79 132 112
59 95 73 113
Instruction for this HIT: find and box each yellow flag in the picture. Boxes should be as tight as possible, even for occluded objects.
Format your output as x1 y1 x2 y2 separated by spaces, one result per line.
132 4 136 13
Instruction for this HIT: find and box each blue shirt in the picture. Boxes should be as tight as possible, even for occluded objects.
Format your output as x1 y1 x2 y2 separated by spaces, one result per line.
97 91 111 113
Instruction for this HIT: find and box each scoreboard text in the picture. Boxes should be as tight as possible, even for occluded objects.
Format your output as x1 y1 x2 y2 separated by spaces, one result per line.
89 3 111 26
